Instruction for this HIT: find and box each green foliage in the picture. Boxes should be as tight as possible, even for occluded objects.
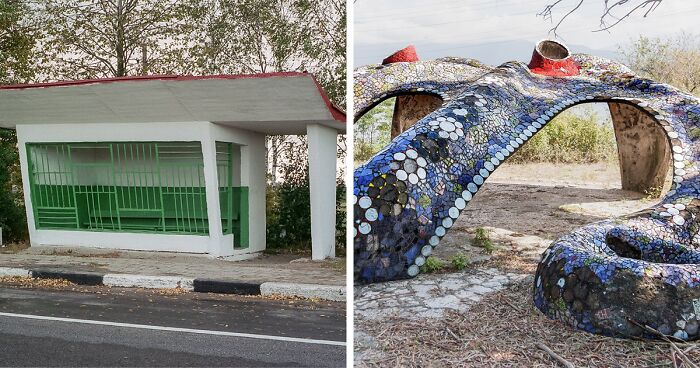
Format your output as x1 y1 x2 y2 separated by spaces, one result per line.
188 0 346 106
620 33 700 97
450 253 470 271
509 108 617 164
0 0 37 84
473 227 494 254
38 0 195 79
266 184 345 255
0 129 27 242
354 98 394 164
420 257 444 274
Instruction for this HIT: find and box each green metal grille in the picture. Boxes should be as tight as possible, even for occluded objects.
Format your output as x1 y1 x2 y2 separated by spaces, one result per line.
27 142 209 235
216 141 249 248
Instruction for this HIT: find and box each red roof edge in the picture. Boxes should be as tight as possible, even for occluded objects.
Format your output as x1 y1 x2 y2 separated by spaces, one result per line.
309 75 346 123
0 71 346 125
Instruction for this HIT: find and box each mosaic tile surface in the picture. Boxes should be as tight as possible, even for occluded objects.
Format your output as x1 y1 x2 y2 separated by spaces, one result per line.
353 53 700 340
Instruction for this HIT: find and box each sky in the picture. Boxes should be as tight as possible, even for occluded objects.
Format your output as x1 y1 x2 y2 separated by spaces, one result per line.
354 0 700 67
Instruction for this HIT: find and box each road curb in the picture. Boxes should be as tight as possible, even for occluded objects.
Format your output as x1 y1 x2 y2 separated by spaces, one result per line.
0 267 344 301
192 279 261 295
103 274 195 290
260 282 346 302
31 269 104 286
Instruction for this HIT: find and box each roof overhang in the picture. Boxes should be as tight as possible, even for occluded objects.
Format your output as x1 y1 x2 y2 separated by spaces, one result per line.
0 73 346 135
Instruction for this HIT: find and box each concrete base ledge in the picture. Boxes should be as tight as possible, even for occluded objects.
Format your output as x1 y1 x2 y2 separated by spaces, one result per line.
260 282 346 302
0 267 345 301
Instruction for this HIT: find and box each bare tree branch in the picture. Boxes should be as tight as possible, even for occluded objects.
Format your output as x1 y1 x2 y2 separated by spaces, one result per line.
539 0 664 36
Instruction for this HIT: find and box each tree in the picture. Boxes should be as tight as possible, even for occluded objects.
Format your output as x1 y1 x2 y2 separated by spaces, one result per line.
0 128 27 242
187 0 346 183
36 0 196 80
620 33 700 96
540 0 663 36
0 0 36 241
0 0 37 84
354 98 393 164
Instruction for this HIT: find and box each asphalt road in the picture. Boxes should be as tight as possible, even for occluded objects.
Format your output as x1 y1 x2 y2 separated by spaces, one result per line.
0 286 346 367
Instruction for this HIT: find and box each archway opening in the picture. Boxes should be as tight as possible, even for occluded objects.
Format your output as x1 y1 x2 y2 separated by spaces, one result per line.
435 101 674 272
354 92 443 165
354 97 675 273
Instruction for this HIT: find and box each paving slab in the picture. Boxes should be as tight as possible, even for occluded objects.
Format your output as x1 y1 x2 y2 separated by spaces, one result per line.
354 267 527 320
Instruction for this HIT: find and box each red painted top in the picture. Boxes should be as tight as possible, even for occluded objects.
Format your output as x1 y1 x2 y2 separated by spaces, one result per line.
382 45 419 65
0 72 346 123
528 41 580 77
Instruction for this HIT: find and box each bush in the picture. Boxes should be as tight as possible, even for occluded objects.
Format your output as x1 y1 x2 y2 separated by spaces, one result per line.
510 109 617 164
266 183 346 256
0 129 27 242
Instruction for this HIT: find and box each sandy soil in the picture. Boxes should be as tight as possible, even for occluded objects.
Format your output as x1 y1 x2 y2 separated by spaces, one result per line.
433 162 661 262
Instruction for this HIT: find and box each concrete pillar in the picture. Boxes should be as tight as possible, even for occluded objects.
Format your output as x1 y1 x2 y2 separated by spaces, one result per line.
608 102 670 194
391 94 443 138
307 124 337 260
201 132 229 257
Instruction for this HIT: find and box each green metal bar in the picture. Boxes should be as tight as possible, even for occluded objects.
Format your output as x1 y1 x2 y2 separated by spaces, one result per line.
67 144 80 228
26 145 40 226
155 143 166 231
109 144 121 230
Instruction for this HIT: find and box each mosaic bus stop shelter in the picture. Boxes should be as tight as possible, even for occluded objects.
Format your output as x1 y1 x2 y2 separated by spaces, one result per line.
354 41 700 340
0 72 345 260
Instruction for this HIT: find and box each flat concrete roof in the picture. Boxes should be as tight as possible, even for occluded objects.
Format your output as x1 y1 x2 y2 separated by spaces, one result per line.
0 73 346 135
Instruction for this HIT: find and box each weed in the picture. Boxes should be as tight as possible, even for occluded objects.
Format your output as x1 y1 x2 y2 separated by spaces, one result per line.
450 253 470 271
420 257 445 273
473 227 495 253
643 185 663 200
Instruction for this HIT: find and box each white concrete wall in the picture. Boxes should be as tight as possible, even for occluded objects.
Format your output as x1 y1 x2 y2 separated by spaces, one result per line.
16 121 265 256
307 124 338 260
210 123 267 256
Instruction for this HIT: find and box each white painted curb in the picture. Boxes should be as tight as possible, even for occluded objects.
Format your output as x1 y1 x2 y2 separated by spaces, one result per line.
103 274 194 291
0 267 31 277
260 282 346 302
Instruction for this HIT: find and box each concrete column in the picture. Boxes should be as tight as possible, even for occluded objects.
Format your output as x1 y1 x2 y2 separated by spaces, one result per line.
391 94 443 138
608 102 670 194
307 124 337 260
201 128 229 257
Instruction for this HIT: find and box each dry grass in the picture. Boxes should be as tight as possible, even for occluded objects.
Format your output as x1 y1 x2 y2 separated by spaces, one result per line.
0 242 30 254
38 249 122 258
356 279 700 367
0 276 74 288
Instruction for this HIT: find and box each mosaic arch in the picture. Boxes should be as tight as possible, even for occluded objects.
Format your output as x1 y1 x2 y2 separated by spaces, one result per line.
353 40 700 340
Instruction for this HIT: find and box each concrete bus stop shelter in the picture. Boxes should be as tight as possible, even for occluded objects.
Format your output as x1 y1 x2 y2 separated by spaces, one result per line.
0 72 346 260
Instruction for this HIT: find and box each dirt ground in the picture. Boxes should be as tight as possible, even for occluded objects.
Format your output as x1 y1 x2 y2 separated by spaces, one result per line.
355 162 700 367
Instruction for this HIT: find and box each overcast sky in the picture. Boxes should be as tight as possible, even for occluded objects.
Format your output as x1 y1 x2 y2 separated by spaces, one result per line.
354 0 700 66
